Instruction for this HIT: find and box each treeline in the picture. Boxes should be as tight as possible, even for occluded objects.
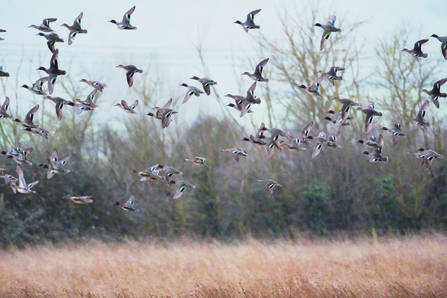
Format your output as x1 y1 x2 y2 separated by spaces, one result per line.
1 6 447 247
0 113 446 248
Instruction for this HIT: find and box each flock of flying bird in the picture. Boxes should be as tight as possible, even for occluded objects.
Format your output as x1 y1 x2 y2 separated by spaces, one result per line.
0 7 445 212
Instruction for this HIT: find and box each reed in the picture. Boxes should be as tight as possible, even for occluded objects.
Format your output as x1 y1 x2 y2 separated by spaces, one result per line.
1 235 446 297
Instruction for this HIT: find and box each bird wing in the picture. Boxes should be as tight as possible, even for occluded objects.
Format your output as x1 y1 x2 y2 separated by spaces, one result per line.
25 104 39 122
124 195 135 207
414 39 429 51
301 121 313 138
27 180 39 189
320 30 330 51
122 6 136 23
203 83 211 96
2 96 9 111
329 15 336 25
129 99 139 110
16 165 27 188
49 49 59 69
182 89 193 104
377 134 385 154
173 184 187 199
121 100 130 109
416 100 430 121
59 155 71 167
42 18 57 27
163 98 173 109
246 9 261 24
126 71 134 87
74 12 83 27
442 43 447 60
434 78 447 91
255 58 269 76
54 99 64 121
312 141 324 158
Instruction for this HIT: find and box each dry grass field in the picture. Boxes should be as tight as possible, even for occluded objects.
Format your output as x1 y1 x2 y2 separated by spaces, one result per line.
1 235 446 297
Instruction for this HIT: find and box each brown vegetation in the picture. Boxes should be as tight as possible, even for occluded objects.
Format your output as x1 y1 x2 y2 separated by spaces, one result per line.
1 235 446 297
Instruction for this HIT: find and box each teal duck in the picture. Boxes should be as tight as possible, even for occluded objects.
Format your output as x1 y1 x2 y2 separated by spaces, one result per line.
234 9 261 32
180 83 204 103
64 195 93 204
314 16 341 50
412 100 430 127
29 18 57 32
39 149 71 179
11 165 39 194
1 147 33 166
430 34 447 60
115 100 138 114
242 58 269 82
190 76 217 96
422 78 447 109
147 98 177 128
292 121 314 147
21 77 49 96
0 97 11 119
360 101 382 134
80 79 107 92
362 134 388 163
14 104 39 130
299 73 324 97
114 196 139 212
221 147 248 161
321 66 344 85
37 49 66 94
117 64 142 87
162 166 183 187
256 179 282 197
332 97 359 125
172 180 196 199
408 148 443 171
37 32 64 54
381 122 405 145
110 6 137 30
185 157 208 168
402 39 429 61
311 132 327 158
133 164 165 182
46 96 75 120
62 12 88 45
75 90 99 114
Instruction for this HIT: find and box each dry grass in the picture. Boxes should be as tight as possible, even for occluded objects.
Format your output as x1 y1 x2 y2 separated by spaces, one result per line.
1 235 446 297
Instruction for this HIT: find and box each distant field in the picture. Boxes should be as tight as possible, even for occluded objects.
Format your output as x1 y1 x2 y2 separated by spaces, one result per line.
1 235 446 297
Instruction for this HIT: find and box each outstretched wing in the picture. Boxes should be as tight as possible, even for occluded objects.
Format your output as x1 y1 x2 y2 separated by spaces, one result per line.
163 98 173 109
74 12 83 27
2 97 9 111
124 195 135 207
414 39 429 52
246 9 261 24
255 58 269 76
123 6 136 23
129 100 139 110
416 100 430 121
25 104 40 122
48 149 59 167
16 165 26 188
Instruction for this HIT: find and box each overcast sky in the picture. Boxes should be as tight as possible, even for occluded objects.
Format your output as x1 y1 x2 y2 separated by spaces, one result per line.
1 0 446 128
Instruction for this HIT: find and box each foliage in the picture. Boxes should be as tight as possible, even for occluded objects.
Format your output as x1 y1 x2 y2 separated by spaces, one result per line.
1 5 447 247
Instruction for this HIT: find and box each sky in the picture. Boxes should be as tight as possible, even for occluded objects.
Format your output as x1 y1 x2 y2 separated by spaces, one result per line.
1 0 446 129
